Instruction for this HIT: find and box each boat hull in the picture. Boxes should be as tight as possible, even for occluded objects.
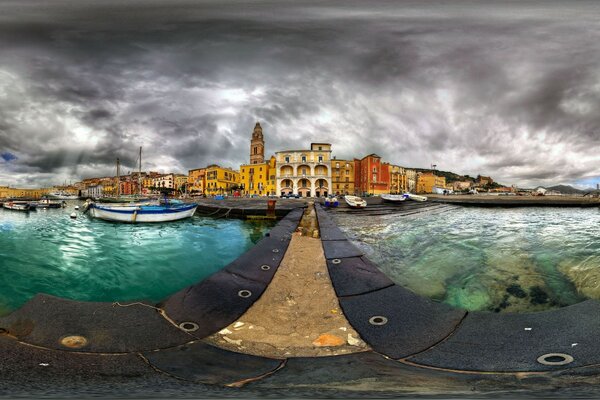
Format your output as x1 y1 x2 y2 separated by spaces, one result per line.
89 204 197 223
381 194 406 203
3 202 30 211
344 195 367 208
404 193 428 202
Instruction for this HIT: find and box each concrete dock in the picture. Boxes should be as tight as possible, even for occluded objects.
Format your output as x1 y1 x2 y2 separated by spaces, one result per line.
2 199 600 397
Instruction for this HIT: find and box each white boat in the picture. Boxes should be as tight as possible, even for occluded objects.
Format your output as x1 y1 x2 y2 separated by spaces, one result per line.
48 192 79 200
87 202 198 223
344 195 367 208
3 201 31 211
403 193 428 202
381 194 406 203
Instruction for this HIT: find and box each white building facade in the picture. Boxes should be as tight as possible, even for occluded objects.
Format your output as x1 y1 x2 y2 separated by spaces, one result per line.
275 143 333 197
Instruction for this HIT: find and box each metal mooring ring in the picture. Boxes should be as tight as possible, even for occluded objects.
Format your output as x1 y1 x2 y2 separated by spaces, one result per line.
537 353 574 366
178 322 199 332
332 259 342 265
272 248 280 253
238 289 252 298
369 316 388 326
260 265 271 271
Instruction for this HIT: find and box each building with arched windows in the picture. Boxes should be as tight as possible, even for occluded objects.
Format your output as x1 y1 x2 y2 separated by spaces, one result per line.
275 143 332 197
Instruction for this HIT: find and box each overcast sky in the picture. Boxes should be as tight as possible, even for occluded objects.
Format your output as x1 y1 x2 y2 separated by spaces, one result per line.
1 0 600 188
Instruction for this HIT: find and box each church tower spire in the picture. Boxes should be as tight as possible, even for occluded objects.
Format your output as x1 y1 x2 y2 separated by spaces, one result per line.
250 122 265 164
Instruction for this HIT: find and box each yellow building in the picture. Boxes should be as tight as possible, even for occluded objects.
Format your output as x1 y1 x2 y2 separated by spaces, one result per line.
331 158 355 195
188 168 206 195
240 156 276 196
390 165 409 194
174 174 187 192
0 186 51 199
204 165 240 196
416 172 447 194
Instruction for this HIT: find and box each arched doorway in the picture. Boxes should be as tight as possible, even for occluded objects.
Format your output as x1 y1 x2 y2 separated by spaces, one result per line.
315 179 328 197
298 179 311 197
280 179 293 196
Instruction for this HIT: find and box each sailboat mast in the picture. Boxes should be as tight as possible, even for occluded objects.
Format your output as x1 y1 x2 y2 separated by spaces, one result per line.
116 158 120 197
139 146 142 196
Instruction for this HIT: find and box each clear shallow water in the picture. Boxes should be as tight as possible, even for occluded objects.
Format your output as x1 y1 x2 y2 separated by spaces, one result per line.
333 207 600 313
0 201 274 315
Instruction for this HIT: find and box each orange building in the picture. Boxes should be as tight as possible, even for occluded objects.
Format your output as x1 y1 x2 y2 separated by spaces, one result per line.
354 154 391 195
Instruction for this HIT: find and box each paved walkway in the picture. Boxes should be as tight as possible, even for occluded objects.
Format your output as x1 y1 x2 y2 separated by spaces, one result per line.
204 203 370 357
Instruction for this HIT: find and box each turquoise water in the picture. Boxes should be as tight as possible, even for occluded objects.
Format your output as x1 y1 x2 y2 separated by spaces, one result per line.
333 207 600 312
0 202 274 315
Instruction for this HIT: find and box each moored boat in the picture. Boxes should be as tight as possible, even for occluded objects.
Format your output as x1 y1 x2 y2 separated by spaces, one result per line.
403 193 428 202
324 196 339 207
86 202 198 223
381 194 406 203
3 201 31 211
344 195 367 208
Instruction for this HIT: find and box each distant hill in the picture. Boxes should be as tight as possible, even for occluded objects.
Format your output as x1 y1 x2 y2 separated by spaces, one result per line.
545 185 585 194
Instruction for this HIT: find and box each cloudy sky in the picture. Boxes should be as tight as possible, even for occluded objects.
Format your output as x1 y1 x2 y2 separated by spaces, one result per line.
1 0 600 188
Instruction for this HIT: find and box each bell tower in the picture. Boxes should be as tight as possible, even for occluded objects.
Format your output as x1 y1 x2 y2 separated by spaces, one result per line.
250 122 265 164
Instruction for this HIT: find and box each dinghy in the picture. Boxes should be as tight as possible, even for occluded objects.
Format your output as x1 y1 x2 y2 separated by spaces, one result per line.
381 194 406 203
3 201 31 211
344 195 367 208
403 193 428 202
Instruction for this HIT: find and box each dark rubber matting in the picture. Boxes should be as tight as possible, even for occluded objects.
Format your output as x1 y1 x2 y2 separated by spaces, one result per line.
409 300 600 372
0 294 191 353
339 285 466 359
143 341 283 385
326 256 394 297
322 240 364 259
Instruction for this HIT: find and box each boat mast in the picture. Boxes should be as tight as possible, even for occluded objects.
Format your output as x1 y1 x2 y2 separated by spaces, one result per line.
116 158 120 197
138 146 142 196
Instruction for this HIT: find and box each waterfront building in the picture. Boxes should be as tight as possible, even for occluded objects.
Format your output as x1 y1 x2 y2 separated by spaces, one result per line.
389 165 410 194
453 180 473 191
354 154 391 196
275 143 332 197
0 186 51 199
331 158 355 195
204 165 240 196
188 168 206 195
174 174 187 192
152 174 176 190
416 172 447 193
476 175 494 187
405 169 417 193
240 156 276 196
82 184 104 198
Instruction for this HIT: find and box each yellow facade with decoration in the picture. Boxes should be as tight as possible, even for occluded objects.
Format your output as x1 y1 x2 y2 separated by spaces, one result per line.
240 156 276 196
204 165 240 196
0 186 51 199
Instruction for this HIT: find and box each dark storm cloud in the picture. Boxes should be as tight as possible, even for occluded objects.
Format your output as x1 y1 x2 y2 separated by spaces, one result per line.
1 0 600 188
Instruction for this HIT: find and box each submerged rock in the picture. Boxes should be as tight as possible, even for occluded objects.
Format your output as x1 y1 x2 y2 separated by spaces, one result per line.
506 284 527 298
529 286 549 305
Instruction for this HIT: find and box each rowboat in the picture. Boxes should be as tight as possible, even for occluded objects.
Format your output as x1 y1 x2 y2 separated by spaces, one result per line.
403 193 428 202
86 202 198 223
344 195 367 208
381 194 406 203
3 201 31 211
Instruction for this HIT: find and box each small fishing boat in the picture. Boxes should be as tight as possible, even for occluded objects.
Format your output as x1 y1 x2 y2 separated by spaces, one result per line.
403 193 428 202
324 196 339 207
3 201 31 211
86 202 198 223
381 194 406 203
36 198 66 209
344 195 367 208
